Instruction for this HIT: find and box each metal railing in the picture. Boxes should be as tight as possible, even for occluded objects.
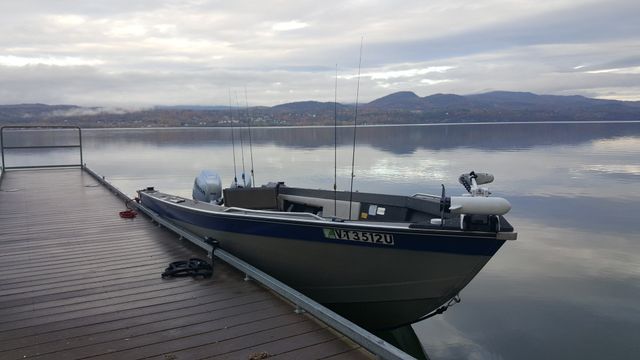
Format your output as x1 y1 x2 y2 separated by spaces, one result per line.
0 126 83 170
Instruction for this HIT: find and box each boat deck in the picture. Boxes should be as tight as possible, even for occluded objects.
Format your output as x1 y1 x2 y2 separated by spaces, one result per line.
0 168 373 360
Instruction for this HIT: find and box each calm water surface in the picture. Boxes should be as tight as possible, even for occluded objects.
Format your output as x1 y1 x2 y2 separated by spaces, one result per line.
3 123 639 359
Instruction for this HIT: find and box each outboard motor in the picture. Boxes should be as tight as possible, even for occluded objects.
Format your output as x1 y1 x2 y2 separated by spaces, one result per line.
192 170 223 204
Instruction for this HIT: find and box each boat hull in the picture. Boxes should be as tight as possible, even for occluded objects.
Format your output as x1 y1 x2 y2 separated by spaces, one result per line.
140 191 505 329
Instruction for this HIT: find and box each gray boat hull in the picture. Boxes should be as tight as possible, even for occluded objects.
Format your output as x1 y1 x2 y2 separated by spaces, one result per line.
139 189 510 330
173 219 493 329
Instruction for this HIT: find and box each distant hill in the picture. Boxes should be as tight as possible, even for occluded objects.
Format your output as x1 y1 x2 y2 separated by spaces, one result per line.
0 104 80 121
154 105 232 111
1 91 638 127
271 101 350 113
367 91 424 110
367 90 639 111
466 91 623 108
363 91 640 123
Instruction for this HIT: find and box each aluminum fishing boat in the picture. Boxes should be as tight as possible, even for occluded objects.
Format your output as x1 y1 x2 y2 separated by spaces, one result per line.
138 171 517 329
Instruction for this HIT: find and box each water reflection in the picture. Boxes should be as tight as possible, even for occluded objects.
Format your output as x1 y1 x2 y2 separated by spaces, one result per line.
75 121 640 153
414 219 640 359
3 122 639 359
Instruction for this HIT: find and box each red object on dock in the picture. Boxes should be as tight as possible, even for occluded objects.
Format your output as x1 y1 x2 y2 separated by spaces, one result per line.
119 209 137 218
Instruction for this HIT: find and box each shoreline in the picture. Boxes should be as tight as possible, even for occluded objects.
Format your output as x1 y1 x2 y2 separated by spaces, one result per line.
50 119 640 131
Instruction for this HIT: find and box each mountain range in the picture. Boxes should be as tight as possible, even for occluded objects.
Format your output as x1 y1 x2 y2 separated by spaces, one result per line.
1 91 639 127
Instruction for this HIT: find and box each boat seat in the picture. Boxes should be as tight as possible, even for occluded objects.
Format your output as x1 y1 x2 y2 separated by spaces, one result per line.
223 187 279 210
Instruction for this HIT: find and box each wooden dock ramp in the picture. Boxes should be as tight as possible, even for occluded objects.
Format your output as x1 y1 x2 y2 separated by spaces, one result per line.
0 168 376 360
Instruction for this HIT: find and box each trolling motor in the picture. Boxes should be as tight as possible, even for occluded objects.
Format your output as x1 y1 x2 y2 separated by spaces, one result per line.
433 171 511 231
458 171 494 196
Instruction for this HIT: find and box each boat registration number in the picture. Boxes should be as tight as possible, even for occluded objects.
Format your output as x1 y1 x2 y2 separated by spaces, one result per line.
323 228 394 245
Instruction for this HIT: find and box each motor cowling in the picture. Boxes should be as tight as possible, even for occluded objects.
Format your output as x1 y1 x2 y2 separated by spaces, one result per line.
192 170 222 204
448 196 511 215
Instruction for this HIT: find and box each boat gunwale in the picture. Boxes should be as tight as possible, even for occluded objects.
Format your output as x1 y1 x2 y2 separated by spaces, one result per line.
141 190 516 240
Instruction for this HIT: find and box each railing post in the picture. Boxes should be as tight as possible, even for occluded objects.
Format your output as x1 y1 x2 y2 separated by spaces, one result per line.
1 127 5 171
78 127 83 166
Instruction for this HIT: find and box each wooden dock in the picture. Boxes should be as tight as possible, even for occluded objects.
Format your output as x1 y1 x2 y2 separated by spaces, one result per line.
0 168 374 360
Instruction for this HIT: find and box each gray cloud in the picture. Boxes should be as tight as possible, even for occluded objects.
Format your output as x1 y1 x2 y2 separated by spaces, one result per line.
1 0 639 106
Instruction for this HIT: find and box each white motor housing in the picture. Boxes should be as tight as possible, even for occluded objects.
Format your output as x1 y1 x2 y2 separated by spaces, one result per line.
449 196 511 215
192 170 222 203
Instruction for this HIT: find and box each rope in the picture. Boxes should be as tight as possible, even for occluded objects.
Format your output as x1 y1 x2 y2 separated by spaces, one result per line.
161 258 213 279
119 209 137 218
379 294 461 331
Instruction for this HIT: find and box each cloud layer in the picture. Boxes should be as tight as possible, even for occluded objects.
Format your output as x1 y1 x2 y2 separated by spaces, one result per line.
1 0 639 106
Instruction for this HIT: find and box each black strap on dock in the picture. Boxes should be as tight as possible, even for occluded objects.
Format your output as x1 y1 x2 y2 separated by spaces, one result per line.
161 258 213 279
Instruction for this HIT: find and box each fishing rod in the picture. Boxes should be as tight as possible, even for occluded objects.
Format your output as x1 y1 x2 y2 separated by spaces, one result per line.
348 38 363 220
228 89 238 186
333 63 338 217
234 92 247 187
244 87 256 187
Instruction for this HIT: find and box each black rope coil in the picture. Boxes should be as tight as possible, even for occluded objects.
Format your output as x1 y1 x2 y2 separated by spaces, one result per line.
161 258 213 279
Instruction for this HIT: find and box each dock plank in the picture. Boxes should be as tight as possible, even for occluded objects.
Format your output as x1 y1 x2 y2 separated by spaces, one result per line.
0 169 373 360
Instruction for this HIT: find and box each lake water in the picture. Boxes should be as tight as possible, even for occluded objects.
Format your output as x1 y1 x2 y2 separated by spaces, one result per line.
2 122 639 359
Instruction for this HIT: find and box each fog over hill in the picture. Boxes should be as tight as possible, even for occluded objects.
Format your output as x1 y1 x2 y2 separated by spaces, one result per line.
1 91 639 128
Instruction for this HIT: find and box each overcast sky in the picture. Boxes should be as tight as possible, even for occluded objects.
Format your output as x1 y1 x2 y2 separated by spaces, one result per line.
1 0 639 106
